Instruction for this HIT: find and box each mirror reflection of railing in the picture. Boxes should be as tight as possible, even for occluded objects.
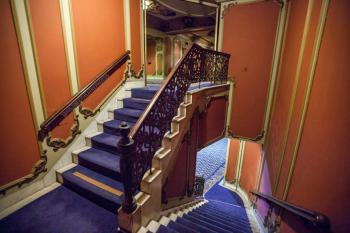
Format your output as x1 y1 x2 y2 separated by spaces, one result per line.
118 43 230 213
37 51 131 150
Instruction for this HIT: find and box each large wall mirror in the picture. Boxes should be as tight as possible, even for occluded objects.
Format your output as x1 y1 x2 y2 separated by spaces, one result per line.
143 0 218 81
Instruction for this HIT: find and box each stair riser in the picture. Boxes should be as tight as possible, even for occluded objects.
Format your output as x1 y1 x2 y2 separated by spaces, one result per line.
103 125 122 136
114 112 140 123
123 100 149 110
91 140 119 154
195 208 250 225
131 90 157 99
77 156 122 182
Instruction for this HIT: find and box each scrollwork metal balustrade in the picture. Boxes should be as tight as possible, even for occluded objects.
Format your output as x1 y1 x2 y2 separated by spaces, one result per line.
123 44 230 201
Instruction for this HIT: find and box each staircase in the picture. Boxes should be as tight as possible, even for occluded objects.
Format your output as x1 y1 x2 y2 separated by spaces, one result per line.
56 85 160 212
140 199 257 233
55 82 216 213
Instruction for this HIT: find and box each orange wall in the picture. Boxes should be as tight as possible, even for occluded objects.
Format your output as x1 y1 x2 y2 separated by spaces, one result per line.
130 0 142 71
222 1 279 139
197 96 227 149
265 0 309 195
71 0 126 109
146 39 156 75
225 139 240 182
281 1 350 232
240 141 262 200
0 1 41 186
28 0 74 139
259 1 350 232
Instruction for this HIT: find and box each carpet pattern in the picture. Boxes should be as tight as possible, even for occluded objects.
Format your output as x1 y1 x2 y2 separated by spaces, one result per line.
195 138 228 193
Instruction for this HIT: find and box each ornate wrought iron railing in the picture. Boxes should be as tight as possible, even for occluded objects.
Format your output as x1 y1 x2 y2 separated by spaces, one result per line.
118 43 230 213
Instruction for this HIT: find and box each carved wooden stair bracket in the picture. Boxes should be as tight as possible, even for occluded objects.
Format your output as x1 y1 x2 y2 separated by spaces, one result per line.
78 105 100 119
124 62 144 80
46 115 81 151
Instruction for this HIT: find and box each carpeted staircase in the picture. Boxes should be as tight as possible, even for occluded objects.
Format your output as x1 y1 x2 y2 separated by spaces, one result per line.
140 199 255 233
56 85 160 212
56 82 216 213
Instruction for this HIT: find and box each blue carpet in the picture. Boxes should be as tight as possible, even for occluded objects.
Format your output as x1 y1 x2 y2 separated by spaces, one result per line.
195 138 228 180
205 179 245 207
0 186 117 233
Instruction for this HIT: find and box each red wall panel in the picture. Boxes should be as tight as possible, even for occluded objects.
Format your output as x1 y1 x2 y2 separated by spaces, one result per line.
282 1 350 232
146 39 156 75
130 0 142 71
225 139 240 182
265 0 309 196
0 1 40 186
28 0 74 139
240 141 262 200
71 0 125 109
222 1 279 139
197 96 227 148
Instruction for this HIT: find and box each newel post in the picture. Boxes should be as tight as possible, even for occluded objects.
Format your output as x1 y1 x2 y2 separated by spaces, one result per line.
118 122 137 213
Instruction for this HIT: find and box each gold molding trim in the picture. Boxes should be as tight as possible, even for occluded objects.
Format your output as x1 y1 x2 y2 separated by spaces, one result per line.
23 0 48 119
46 115 81 151
78 105 100 119
273 0 315 195
282 0 329 200
0 150 48 195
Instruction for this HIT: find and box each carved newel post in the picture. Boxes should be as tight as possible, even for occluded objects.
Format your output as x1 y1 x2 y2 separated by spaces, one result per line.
118 122 137 213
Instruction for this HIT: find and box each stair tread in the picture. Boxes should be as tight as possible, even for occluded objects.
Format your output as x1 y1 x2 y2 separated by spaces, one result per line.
62 165 124 208
104 119 135 130
156 225 178 233
167 221 199 233
114 108 143 122
191 208 251 229
78 148 120 173
183 214 233 233
124 97 151 104
176 217 217 233
91 133 121 154
187 212 250 233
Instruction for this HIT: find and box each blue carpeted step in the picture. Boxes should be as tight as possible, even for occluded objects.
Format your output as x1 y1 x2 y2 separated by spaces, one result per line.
182 214 233 233
103 119 135 136
187 211 250 233
77 148 121 181
197 206 251 226
131 86 159 99
200 204 250 221
114 108 143 123
62 165 124 212
176 217 216 233
91 133 121 154
123 97 151 110
156 225 178 233
167 221 199 233
192 208 251 231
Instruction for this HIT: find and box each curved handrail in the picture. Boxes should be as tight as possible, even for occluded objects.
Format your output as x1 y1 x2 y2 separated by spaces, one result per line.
251 191 331 230
38 51 131 141
128 43 230 192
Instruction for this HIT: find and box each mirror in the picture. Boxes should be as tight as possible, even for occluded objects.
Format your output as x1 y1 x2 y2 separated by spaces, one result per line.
144 0 218 81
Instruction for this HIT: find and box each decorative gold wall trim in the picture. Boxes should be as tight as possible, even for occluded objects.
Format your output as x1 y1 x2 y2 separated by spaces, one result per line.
263 0 291 153
0 150 48 195
10 0 45 131
282 0 329 200
46 115 81 151
59 0 79 96
273 0 315 196
261 0 288 144
23 0 48 119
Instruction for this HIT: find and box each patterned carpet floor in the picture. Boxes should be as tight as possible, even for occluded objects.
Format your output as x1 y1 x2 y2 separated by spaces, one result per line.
195 138 228 193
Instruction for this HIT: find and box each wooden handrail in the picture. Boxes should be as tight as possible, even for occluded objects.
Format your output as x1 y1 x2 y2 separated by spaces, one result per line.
38 51 131 141
251 191 331 231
